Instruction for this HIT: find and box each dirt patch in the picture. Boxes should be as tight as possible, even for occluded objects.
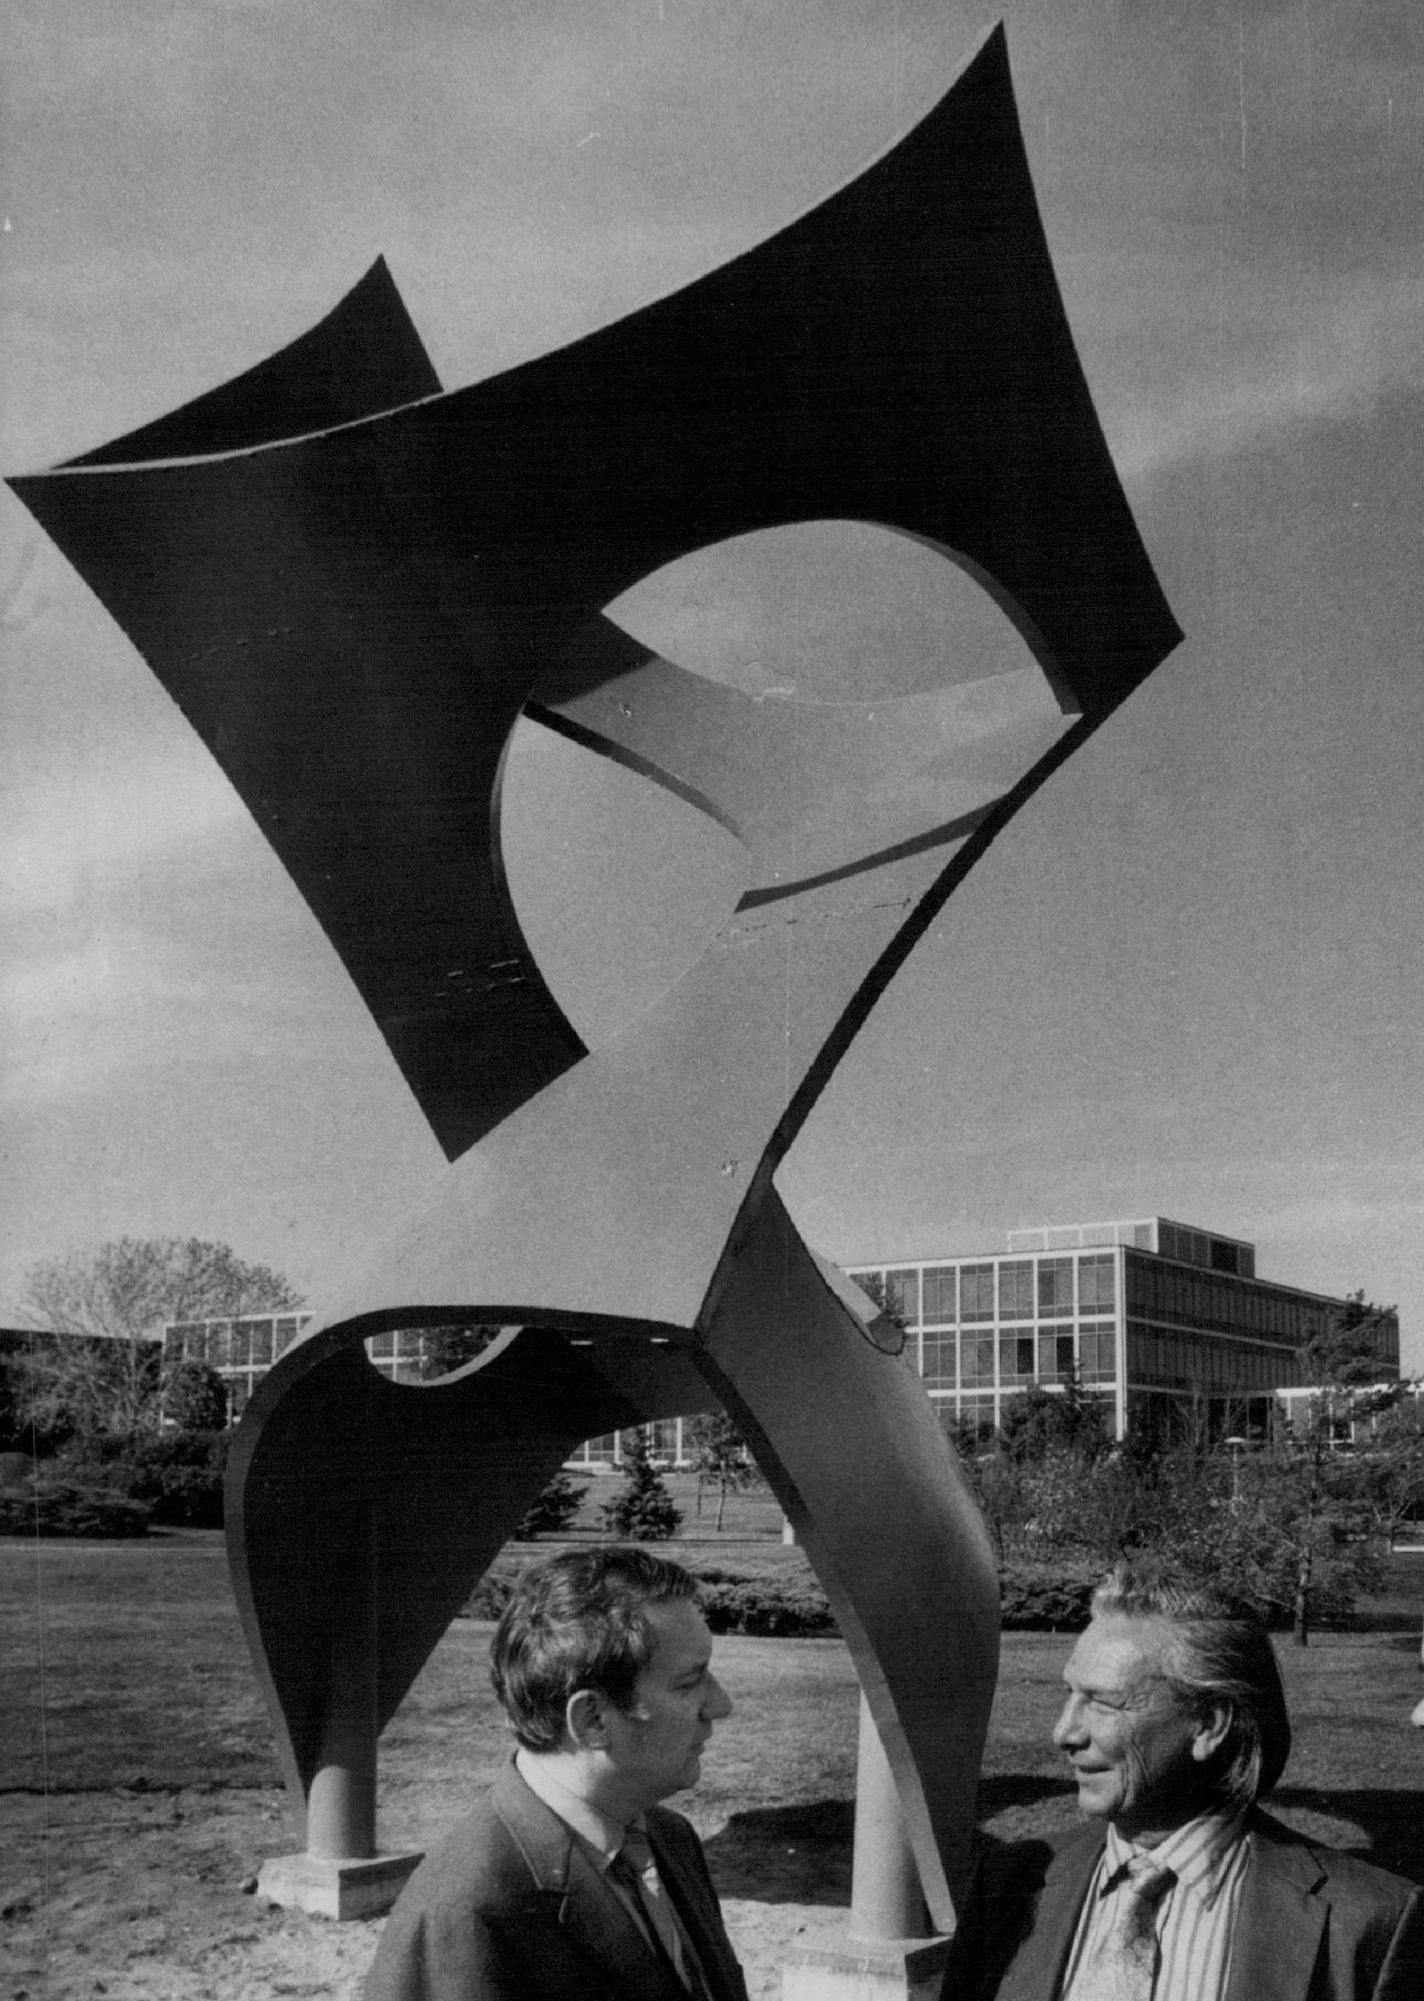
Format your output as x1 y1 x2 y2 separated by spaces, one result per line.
1 1787 849 2001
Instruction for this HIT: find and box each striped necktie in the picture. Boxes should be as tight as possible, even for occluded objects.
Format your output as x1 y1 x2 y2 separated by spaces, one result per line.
1076 1852 1176 2001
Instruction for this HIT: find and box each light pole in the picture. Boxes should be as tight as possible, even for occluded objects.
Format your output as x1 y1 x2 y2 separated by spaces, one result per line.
1224 1434 1248 1506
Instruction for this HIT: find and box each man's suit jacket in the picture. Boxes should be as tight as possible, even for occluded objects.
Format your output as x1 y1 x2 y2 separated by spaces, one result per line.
943 1808 1423 2001
363 1760 749 2001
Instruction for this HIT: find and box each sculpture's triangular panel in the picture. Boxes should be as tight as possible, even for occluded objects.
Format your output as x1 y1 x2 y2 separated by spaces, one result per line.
62 256 441 467
8 26 1178 1162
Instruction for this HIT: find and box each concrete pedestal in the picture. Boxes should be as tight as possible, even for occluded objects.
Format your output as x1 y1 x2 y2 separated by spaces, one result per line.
783 1694 953 1998
256 1849 423 1921
782 1929 952 2001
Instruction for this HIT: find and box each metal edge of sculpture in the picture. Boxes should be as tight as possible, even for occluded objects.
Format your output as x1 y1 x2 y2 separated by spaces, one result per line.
7 25 1180 1928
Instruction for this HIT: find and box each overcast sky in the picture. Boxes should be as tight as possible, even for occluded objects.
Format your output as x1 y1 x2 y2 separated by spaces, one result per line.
3 1 1421 1369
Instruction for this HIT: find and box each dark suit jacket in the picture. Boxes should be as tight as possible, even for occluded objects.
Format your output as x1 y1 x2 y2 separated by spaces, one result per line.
942 1808 1424 2001
362 1760 749 2001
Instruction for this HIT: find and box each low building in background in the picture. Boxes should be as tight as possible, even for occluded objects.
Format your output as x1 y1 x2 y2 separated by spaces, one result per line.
163 1217 1405 1453
160 1317 698 1465
163 1314 315 1421
845 1214 1401 1443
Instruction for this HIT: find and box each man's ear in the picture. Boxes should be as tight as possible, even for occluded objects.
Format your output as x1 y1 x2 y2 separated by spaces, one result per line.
1190 1702 1233 1765
565 1688 608 1750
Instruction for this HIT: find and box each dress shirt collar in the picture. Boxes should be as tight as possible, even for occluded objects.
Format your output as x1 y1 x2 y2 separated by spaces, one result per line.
514 1746 636 1871
1101 1809 1249 1912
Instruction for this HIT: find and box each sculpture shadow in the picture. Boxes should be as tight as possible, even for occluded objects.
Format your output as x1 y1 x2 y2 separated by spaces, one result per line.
1271 1785 1424 1887
703 1799 855 1905
975 1775 1078 1818
703 1779 1079 1906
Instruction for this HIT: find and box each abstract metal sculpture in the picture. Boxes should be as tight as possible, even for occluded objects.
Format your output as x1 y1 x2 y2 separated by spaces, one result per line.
9 25 1179 1934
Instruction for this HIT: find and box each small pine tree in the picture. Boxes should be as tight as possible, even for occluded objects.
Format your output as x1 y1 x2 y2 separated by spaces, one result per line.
517 1472 585 1538
599 1429 683 1541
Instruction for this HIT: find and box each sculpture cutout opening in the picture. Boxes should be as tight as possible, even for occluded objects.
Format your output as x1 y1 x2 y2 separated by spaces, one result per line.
7 23 1181 1933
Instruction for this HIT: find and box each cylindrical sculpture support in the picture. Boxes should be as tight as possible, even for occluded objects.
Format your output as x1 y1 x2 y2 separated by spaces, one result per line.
849 1692 932 1943
306 1505 379 1861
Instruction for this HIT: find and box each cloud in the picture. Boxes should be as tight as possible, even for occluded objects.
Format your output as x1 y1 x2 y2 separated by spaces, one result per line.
1108 257 1424 481
1 744 250 919
0 921 223 1102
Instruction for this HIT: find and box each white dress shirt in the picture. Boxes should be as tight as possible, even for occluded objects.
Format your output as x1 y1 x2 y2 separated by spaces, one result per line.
1061 1811 1251 2001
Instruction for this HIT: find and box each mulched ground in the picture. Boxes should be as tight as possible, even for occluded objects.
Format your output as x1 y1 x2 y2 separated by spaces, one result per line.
1 1784 851 2001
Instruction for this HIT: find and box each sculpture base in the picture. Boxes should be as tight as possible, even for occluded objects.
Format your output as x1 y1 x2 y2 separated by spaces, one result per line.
256 1849 423 1920
782 1928 953 2001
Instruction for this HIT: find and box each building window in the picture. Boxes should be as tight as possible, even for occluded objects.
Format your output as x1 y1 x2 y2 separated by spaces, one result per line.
249 1320 274 1365
957 1394 996 1441
960 1265 996 1322
961 1334 996 1386
921 1266 957 1324
999 1260 1034 1318
1080 1323 1116 1378
922 1333 957 1388
647 1420 679 1460
1078 1253 1115 1313
885 1269 921 1326
1000 1332 1036 1383
1035 1330 1075 1382
1037 1258 1074 1317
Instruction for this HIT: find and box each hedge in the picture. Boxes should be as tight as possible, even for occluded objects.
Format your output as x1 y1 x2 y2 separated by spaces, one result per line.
63 1429 230 1529
0 1471 153 1539
998 1561 1098 1630
462 1555 1099 1636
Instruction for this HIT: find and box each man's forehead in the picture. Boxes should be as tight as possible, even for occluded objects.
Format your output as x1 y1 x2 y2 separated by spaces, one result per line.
1065 1614 1171 1688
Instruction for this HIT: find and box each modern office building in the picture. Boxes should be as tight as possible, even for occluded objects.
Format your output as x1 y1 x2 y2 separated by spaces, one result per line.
161 1317 698 1462
845 1215 1401 1442
164 1216 1402 1448
163 1314 315 1419
565 1421 694 1471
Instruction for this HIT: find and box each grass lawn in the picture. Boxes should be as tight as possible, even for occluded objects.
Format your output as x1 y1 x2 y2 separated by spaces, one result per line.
2 1534 1421 2000
3 1533 1421 1885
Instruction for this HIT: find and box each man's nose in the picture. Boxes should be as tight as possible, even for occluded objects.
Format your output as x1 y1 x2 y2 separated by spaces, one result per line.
1052 1694 1085 1748
703 1673 733 1721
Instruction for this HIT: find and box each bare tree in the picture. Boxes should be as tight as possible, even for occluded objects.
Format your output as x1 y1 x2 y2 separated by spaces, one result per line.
686 1411 755 1531
18 1237 302 1441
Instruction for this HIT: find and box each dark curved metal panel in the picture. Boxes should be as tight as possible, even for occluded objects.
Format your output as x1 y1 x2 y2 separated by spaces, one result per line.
64 256 441 468
695 1189 1000 1927
7 24 1178 1160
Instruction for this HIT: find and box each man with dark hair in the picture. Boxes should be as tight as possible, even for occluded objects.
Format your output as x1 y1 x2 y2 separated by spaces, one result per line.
366 1546 747 2001
945 1566 1422 2001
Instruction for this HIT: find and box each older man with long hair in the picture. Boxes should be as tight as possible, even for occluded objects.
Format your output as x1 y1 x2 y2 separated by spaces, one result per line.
944 1565 1422 2001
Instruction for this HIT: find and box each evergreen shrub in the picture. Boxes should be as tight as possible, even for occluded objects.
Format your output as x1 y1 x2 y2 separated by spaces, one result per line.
998 1560 1099 1629
516 1473 586 1539
60 1429 230 1528
0 1470 152 1538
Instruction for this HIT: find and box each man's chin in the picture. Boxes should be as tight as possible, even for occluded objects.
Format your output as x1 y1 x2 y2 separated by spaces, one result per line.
1074 1774 1117 1818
